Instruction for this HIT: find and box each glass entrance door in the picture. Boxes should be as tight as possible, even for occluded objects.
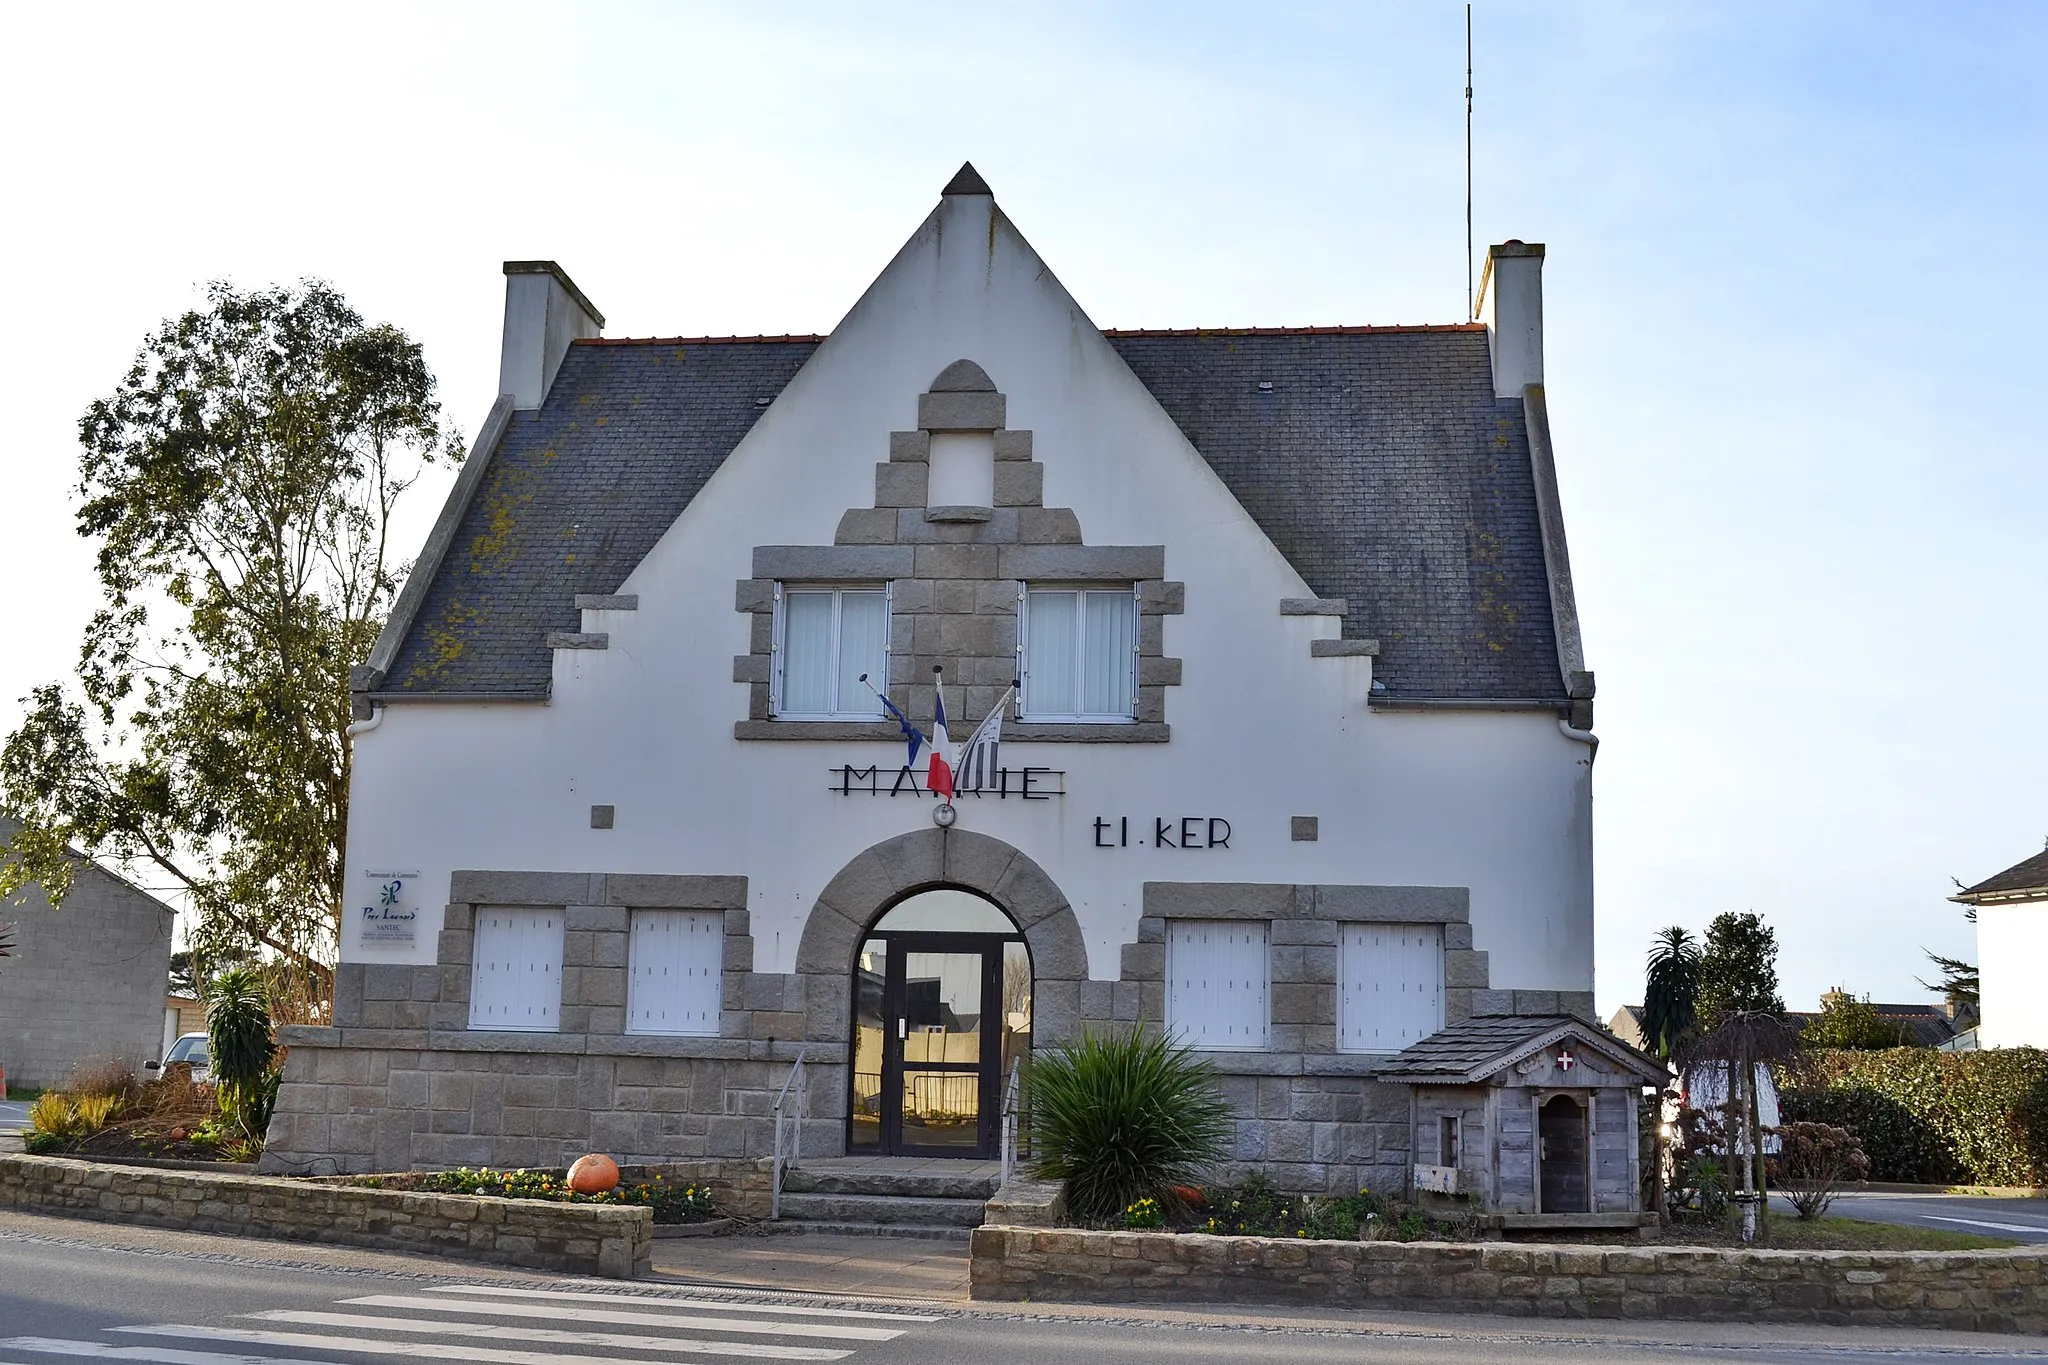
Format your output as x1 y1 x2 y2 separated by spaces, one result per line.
850 925 1028 1159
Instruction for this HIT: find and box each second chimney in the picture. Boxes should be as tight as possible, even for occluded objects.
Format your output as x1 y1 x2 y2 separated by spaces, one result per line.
1475 240 1544 400
499 261 605 410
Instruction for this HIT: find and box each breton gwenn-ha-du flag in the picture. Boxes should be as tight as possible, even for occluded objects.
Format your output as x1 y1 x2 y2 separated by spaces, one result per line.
926 682 955 801
954 684 1014 794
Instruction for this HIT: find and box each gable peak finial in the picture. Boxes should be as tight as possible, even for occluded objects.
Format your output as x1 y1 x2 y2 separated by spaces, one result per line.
942 161 992 197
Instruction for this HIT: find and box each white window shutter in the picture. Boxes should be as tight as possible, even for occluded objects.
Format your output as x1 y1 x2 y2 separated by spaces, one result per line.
1166 919 1269 1051
1338 922 1444 1053
627 909 723 1037
469 908 563 1032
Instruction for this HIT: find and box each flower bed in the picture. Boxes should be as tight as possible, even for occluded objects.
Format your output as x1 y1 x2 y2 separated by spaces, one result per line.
1115 1174 1479 1242
23 1066 258 1165
345 1166 721 1225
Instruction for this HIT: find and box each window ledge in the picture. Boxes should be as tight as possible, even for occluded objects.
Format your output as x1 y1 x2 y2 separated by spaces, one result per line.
736 720 905 741
1007 722 1170 743
925 504 993 523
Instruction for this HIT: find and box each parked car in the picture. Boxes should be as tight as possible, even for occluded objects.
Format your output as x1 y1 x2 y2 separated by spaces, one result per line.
147 1032 211 1084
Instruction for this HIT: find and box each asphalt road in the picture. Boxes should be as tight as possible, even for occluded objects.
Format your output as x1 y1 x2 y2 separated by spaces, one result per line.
1784 1190 2048 1243
0 1212 2041 1365
0 1099 29 1132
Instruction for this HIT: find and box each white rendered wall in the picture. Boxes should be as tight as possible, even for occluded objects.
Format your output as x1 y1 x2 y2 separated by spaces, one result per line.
1976 904 2046 1048
344 191 1595 1002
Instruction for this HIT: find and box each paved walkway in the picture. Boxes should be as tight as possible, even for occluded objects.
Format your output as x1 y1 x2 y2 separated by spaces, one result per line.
653 1229 971 1298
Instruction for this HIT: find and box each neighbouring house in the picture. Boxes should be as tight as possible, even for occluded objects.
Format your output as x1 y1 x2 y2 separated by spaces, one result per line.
0 815 177 1088
1612 993 1971 1052
162 994 205 1056
1951 844 2048 1049
264 165 1651 1223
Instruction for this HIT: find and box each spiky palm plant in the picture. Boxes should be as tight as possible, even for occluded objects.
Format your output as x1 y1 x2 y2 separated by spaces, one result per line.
1027 1023 1233 1226
1642 926 1701 1062
206 967 278 1140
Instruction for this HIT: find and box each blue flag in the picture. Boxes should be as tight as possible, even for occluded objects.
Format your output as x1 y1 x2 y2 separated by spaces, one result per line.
876 692 925 770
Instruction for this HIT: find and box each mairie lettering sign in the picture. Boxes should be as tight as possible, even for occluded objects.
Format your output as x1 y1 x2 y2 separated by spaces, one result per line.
829 764 1065 799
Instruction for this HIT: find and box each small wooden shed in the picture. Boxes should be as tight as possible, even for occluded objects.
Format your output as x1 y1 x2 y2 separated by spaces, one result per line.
1376 1014 1666 1228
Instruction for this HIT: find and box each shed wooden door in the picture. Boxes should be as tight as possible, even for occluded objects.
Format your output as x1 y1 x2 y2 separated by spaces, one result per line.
1538 1095 1589 1214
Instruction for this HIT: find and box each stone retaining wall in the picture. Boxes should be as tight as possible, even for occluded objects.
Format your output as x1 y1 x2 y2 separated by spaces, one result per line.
1 1155 650 1278
970 1226 2048 1334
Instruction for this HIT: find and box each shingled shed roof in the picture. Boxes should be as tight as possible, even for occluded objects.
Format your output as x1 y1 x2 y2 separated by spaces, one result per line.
1374 1014 1664 1085
1952 847 2048 907
377 328 1574 703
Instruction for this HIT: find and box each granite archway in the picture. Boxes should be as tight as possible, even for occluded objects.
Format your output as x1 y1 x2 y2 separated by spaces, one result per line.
795 828 1090 1047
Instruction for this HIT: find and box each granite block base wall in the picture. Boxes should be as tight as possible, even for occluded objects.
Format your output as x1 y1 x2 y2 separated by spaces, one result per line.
1 1154 651 1278
970 1226 2048 1334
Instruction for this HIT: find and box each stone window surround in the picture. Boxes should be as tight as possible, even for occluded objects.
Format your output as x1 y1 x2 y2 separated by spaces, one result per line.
732 362 1185 744
1114 882 1596 1074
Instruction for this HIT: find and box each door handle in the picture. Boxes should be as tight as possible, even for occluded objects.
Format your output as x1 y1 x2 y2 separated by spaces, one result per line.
897 1018 906 1040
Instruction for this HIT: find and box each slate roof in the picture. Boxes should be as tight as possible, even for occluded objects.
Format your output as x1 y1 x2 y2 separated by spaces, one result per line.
1372 1013 1662 1083
1952 848 2048 905
379 328 1571 703
1782 1004 1967 1049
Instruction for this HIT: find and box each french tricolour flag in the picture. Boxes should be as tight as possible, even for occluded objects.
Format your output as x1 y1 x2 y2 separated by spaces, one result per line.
926 683 955 801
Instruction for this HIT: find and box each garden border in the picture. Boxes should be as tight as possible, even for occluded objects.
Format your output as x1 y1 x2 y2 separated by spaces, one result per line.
969 1224 2048 1333
0 1153 650 1278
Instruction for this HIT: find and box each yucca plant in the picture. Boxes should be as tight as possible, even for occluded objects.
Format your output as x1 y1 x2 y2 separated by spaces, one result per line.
1027 1023 1234 1226
207 967 278 1140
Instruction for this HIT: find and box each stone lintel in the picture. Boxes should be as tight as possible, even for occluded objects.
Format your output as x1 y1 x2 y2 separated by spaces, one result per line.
1309 637 1380 657
1280 597 1348 616
546 632 609 650
574 594 639 611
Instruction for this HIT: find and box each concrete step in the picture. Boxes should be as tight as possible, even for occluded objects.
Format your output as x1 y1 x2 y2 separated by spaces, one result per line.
774 1191 988 1228
767 1220 975 1242
780 1168 1000 1200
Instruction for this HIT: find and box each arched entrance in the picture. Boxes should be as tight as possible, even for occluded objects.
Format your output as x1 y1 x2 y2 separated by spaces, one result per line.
848 889 1029 1157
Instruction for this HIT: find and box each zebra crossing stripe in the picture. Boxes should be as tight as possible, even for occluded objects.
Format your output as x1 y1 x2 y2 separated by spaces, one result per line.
244 1310 850 1361
340 1293 903 1340
117 1324 838 1365
4 1339 338 1365
421 1283 942 1322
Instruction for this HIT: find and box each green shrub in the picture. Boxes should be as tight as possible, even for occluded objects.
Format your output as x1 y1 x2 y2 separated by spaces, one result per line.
1779 1048 2048 1186
26 1093 79 1144
207 968 278 1141
1027 1023 1233 1226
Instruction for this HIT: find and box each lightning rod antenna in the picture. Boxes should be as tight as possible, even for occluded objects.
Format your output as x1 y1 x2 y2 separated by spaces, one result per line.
1465 3 1475 320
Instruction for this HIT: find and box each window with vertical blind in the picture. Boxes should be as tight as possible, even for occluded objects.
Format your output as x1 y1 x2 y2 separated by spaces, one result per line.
772 585 890 719
1165 919 1269 1050
1019 586 1137 721
469 908 564 1032
627 910 723 1036
1337 923 1445 1053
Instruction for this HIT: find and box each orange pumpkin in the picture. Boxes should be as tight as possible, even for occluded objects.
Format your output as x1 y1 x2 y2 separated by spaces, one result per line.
566 1154 620 1194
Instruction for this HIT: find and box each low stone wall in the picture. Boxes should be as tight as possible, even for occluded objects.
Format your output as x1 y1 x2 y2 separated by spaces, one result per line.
620 1159 776 1222
1 1155 650 1278
970 1226 2048 1333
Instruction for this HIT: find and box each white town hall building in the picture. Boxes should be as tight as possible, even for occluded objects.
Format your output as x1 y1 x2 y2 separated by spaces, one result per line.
265 165 1657 1221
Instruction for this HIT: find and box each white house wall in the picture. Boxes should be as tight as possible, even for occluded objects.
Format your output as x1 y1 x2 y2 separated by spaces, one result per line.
1977 904 2048 1048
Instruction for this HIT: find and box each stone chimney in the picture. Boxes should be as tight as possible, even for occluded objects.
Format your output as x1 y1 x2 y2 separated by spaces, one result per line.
1475 240 1544 400
499 261 605 410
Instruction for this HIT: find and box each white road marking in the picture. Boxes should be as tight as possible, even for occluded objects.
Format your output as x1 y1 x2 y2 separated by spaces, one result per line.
424 1283 941 1321
342 1292 903 1341
1925 1214 2048 1235
245 1309 850 1361
5 1339 333 1365
123 1324 836 1365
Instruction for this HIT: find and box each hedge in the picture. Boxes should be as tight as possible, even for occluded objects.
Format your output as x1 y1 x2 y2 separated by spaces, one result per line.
1777 1048 2048 1187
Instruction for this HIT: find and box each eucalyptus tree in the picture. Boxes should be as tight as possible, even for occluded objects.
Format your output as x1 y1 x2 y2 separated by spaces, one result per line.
0 281 459 989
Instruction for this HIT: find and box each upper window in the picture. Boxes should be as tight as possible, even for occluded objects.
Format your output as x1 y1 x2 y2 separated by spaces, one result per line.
773 586 889 719
1337 923 1445 1053
1019 586 1136 722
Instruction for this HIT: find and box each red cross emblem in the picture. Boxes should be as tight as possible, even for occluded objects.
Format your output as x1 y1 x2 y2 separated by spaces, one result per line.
1556 1047 1576 1072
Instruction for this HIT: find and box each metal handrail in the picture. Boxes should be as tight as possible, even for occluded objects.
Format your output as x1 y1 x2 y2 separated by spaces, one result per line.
771 1045 808 1220
998 1056 1023 1187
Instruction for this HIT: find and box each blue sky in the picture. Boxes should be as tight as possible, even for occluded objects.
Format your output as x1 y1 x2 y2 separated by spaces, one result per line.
3 3 2042 1013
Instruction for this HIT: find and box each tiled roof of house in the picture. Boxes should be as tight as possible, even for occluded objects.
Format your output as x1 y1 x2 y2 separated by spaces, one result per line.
379 328 1571 704
1373 1013 1662 1083
1952 848 2048 905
